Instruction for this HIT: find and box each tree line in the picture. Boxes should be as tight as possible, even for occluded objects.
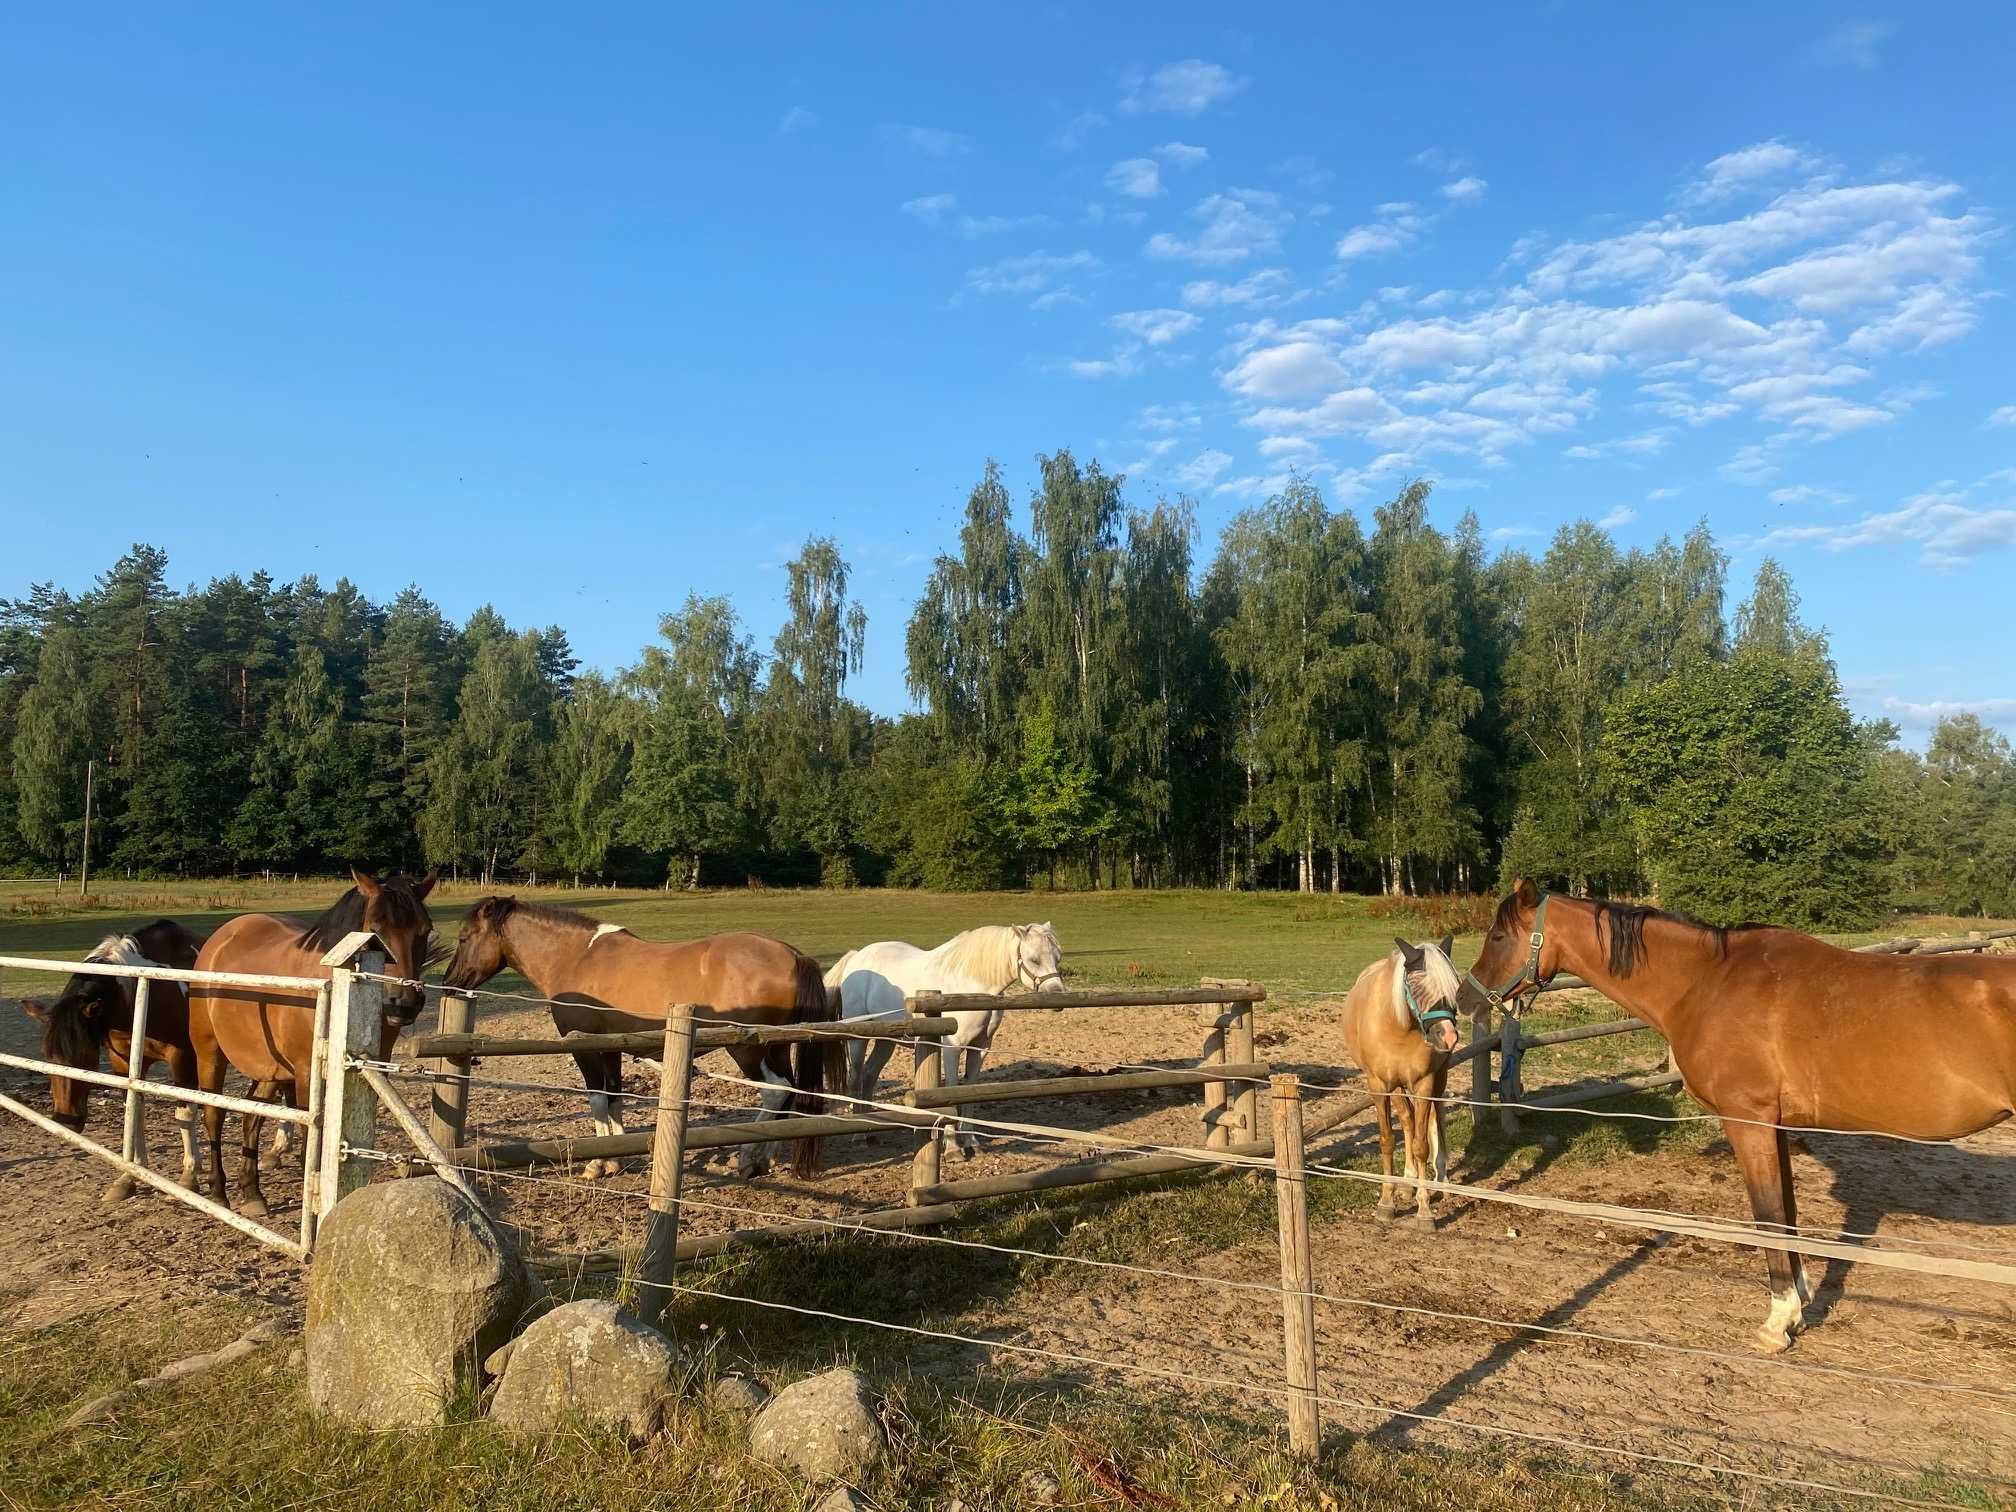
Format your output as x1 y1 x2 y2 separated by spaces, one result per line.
4 453 2011 928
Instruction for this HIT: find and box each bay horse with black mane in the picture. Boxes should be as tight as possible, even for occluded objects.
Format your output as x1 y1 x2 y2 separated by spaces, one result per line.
18 919 206 1197
1459 878 2016 1352
188 869 437 1217
441 897 842 1179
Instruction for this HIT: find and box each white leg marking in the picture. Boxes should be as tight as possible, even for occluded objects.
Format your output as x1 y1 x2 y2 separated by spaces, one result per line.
1759 1286 1804 1352
176 1104 201 1180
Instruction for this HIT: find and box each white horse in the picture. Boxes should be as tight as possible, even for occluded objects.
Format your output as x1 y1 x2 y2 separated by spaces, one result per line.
825 923 1065 1158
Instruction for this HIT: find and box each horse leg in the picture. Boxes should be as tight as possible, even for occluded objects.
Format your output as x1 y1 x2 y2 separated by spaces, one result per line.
589 1053 626 1179
955 1039 987 1161
238 1100 270 1219
722 1045 782 1179
167 1046 203 1189
571 1051 614 1181
255 1081 290 1169
1726 1119 1805 1352
1373 1090 1398 1220
102 1043 140 1204
1778 1128 1812 1308
1408 1092 1436 1232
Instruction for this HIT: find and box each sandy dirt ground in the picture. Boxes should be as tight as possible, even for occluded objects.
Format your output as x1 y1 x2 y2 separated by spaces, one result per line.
3 988 2013 1498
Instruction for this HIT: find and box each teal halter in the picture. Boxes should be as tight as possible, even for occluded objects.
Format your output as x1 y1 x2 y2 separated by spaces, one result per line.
1464 891 1554 1010
1401 974 1457 1038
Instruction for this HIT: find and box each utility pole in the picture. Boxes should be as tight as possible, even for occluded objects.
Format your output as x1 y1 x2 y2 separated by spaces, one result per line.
78 758 95 898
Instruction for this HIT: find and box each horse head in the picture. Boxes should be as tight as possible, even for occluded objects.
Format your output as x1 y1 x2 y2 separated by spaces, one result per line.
443 894 517 993
1394 933 1461 1052
350 867 438 1023
18 975 123 1130
1013 922 1066 995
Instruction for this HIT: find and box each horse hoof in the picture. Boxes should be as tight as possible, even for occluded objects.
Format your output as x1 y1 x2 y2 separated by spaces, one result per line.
1375 1203 1398 1222
102 1175 138 1204
1412 1214 1436 1234
1753 1327 1793 1355
239 1198 269 1220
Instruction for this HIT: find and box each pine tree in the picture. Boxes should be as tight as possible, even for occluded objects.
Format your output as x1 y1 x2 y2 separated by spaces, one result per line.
539 673 627 884
421 631 546 883
760 539 868 885
11 628 97 863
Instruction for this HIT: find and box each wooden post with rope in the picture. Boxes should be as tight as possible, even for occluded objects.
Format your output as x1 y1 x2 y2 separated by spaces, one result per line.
428 989 475 1151
1200 995 1231 1151
1213 978 1261 1142
1497 1010 1522 1136
1272 1074 1320 1459
909 989 945 1203
1468 1008 1493 1132
640 1006 697 1325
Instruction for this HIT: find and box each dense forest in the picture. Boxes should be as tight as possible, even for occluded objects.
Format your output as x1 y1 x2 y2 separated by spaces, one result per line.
5 454 2012 927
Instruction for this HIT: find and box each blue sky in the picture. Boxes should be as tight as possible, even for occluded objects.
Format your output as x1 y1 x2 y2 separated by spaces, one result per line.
4 5 2013 737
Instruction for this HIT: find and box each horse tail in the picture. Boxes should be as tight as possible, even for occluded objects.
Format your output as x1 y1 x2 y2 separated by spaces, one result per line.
790 952 841 1177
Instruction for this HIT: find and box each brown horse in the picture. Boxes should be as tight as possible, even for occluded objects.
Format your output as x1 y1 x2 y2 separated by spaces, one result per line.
440 896 842 1179
188 869 437 1217
1340 936 1462 1229
1458 879 2016 1352
19 919 206 1196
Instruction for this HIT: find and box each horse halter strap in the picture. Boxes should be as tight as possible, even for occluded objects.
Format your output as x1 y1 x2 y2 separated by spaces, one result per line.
1465 892 1553 1010
1401 974 1456 1038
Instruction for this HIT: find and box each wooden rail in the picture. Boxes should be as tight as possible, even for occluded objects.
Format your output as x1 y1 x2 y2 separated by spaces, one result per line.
409 1016 959 1060
907 1062 1271 1109
906 984 1266 1014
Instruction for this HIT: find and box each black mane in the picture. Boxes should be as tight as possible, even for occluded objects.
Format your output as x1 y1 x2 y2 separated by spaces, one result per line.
299 875 431 954
479 896 598 932
42 975 122 1066
1593 900 1734 978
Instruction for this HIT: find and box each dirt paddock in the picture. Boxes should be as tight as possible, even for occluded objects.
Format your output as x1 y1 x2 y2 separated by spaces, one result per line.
3 989 2013 1499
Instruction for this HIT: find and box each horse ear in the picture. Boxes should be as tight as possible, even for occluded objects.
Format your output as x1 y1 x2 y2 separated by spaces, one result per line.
351 867 382 899
1512 876 1539 908
415 869 440 900
20 999 49 1024
1438 934 1454 959
1394 936 1424 966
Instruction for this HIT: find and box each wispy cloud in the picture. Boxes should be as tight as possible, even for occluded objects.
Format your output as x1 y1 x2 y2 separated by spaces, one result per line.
1171 449 1235 490
902 193 958 225
1119 60 1248 117
1597 505 1638 529
1490 524 1541 540
880 124 973 160
1335 202 1426 262
1684 141 1821 203
964 250 1099 305
778 106 816 135
1816 20 1895 69
1145 189 1289 264
1768 484 1853 506
1440 176 1488 204
1757 475 2016 568
1110 308 1201 346
1990 405 2016 427
1881 695 2016 728
1106 158 1164 198
1181 268 1296 309
1155 141 1211 169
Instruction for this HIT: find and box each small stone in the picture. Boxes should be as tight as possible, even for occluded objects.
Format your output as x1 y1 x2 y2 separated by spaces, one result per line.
489 1299 680 1442
484 1338 517 1379
707 1373 769 1420
1022 1468 1062 1506
813 1490 871 1512
748 1366 884 1482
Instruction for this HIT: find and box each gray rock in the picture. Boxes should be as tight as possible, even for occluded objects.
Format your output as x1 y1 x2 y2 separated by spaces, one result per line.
706 1373 769 1421
484 1338 517 1379
1021 1468 1063 1506
814 1490 872 1512
306 1179 529 1428
747 1366 884 1482
489 1300 679 1441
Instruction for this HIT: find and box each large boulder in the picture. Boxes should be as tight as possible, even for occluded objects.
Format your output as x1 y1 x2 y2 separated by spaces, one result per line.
489 1300 679 1441
306 1178 530 1427
747 1366 884 1483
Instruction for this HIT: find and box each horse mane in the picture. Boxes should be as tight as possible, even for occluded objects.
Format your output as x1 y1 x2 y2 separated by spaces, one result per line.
40 935 145 1066
1592 900 1732 978
481 897 600 933
87 934 148 968
1389 940 1461 1028
298 875 430 953
936 926 1024 991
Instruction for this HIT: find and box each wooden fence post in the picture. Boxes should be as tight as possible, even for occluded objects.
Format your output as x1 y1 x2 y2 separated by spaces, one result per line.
299 983 331 1253
1200 996 1230 1151
1467 1009 1493 1133
1271 1074 1321 1459
1497 1011 1522 1137
428 989 475 1151
640 1006 697 1326
318 933 386 1224
120 975 153 1169
909 992 944 1203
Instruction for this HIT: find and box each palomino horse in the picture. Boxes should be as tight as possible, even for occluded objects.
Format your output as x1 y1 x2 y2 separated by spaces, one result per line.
1340 935 1462 1229
1458 879 2016 1352
19 920 207 1196
826 923 1065 1158
188 869 436 1217
441 897 842 1179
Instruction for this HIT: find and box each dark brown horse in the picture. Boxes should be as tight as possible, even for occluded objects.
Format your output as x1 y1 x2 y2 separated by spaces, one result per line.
440 897 842 1178
19 919 205 1197
1459 879 2016 1351
188 869 436 1217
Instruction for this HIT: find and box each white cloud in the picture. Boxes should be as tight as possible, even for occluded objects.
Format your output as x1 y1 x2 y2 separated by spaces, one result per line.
1817 20 1895 69
1181 268 1296 309
1068 355 1140 379
1120 60 1248 117
1685 142 1821 203
1440 176 1488 204
1564 430 1672 460
1490 524 1541 540
1646 487 1681 501
1336 223 1412 261
1989 406 2016 427
1145 190 1289 264
964 249 1099 300
1227 340 1349 400
1106 157 1164 198
1137 402 1202 433
1597 505 1638 529
1758 480 2016 568
1215 471 1295 501
1881 696 2016 728
903 193 957 225
1031 289 1086 311
1258 435 1321 460
1171 450 1235 489
1054 111 1107 151
1768 484 1853 506
778 106 816 135
881 124 973 159
1413 147 1466 174
1155 141 1210 168
1110 308 1201 346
